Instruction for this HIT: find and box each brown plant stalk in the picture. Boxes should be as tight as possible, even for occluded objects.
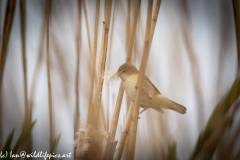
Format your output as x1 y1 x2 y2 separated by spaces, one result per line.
74 2 82 159
20 0 32 153
114 0 155 159
87 0 100 124
127 0 153 159
0 0 16 149
46 0 55 148
103 0 141 159
20 0 28 133
83 0 93 55
105 0 118 132
233 0 240 73
104 0 113 30
91 21 108 128
128 0 162 158
114 103 134 160
126 0 141 63
0 0 2 50
91 0 112 128
125 0 131 50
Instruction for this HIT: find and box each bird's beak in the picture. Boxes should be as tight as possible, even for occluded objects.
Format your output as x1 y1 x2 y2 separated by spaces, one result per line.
113 70 124 77
113 72 119 77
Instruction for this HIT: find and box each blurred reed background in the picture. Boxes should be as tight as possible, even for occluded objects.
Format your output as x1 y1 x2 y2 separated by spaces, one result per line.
0 0 239 160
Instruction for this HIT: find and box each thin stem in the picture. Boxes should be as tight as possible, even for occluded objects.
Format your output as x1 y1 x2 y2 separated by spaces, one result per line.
91 0 112 128
87 0 100 124
114 103 134 160
114 0 155 159
20 0 32 153
91 21 109 128
0 0 16 149
46 0 55 148
104 0 113 30
83 0 93 55
125 0 131 50
74 3 82 158
233 0 240 73
126 0 141 63
103 0 142 159
127 0 153 159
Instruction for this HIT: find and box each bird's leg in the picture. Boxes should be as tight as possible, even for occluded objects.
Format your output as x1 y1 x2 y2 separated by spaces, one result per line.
139 108 148 114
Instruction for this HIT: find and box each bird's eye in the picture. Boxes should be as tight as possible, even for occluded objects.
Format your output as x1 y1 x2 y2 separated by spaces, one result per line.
123 70 126 73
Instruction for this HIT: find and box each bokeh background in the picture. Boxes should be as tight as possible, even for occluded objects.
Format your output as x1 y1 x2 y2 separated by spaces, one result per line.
0 0 239 159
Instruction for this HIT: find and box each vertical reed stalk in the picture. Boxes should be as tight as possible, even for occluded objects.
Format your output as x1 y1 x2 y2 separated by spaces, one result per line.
127 0 161 155
125 0 131 50
20 0 32 153
0 0 16 149
91 0 112 128
74 0 81 148
114 103 134 160
128 1 161 158
83 0 93 55
20 0 28 132
149 0 161 45
46 0 55 148
87 0 100 124
91 21 108 128
126 0 141 63
103 0 141 159
126 1 153 159
0 0 2 50
105 0 118 132
104 0 112 30
103 0 122 145
233 0 240 73
101 102 107 131
103 85 124 160
125 1 142 157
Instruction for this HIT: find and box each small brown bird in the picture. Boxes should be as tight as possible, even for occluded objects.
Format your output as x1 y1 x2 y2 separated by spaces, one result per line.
115 63 186 114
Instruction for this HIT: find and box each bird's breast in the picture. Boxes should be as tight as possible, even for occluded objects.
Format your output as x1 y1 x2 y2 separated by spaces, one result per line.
122 74 138 102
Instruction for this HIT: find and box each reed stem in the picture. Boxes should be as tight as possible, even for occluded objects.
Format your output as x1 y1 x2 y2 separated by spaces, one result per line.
74 0 82 155
233 0 240 73
87 0 100 124
127 1 153 159
0 0 16 149
103 0 142 159
46 0 55 148
83 0 93 55
126 0 141 63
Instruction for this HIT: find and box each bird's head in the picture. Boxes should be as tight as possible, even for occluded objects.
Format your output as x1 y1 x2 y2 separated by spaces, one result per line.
115 63 138 81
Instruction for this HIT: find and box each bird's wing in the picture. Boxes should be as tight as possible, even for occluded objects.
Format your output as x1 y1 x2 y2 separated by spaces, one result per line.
144 76 161 94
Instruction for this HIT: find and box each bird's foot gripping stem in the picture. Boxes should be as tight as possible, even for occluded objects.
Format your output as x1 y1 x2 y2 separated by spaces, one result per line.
135 85 144 92
139 108 148 114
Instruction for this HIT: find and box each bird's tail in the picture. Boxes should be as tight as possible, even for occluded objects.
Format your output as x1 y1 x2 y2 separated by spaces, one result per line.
153 95 186 114
167 98 186 114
